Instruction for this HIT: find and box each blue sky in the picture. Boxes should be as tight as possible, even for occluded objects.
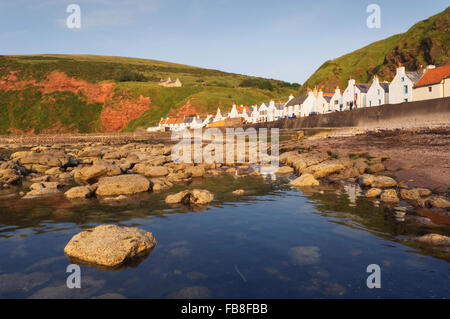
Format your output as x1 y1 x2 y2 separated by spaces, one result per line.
0 0 448 83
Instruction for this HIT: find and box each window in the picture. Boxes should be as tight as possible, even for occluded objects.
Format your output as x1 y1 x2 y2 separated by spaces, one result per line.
378 99 381 105
369 101 372 107
404 85 408 94
377 89 380 95
404 98 408 102
334 100 338 105
428 87 432 92
401 77 405 82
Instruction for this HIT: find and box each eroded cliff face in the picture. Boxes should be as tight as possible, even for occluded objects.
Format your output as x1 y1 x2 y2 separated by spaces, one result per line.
0 70 151 133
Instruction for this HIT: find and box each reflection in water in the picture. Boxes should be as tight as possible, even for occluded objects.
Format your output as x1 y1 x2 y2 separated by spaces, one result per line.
0 174 448 298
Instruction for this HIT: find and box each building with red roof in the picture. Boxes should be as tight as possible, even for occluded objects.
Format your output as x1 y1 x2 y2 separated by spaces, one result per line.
413 64 450 101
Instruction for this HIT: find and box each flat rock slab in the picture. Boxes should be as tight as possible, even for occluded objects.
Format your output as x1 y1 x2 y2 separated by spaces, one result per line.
64 225 157 269
95 174 150 196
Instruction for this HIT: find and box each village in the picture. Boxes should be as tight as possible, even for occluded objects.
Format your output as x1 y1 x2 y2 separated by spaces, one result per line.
152 64 450 131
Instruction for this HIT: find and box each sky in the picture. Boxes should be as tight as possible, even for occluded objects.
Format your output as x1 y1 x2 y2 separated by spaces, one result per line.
0 0 448 84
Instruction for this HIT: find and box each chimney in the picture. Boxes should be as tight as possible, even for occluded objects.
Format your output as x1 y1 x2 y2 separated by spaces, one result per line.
288 94 294 101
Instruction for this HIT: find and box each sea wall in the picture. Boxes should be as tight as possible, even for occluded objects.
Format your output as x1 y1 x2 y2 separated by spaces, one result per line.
245 97 450 130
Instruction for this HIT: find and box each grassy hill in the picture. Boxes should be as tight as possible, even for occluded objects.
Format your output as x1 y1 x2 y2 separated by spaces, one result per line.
302 6 450 93
0 54 300 134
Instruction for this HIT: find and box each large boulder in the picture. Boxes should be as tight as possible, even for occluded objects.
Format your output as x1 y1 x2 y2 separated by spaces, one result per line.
64 225 157 268
95 174 150 196
165 189 214 205
185 166 205 178
290 174 320 187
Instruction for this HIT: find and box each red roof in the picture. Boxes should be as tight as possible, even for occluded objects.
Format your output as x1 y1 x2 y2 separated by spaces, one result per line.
414 65 450 88
236 106 251 114
160 118 167 125
166 118 177 125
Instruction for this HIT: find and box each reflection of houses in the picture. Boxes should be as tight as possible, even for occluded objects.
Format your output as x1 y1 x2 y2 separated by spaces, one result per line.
389 66 422 104
413 64 450 101
159 77 182 87
366 76 389 107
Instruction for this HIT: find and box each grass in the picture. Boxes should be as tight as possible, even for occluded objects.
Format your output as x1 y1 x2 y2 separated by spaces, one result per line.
0 54 301 133
301 7 450 93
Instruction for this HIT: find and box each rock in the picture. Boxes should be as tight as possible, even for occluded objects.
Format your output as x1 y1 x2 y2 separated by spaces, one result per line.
290 174 320 187
30 182 60 190
276 166 294 174
301 160 346 178
353 159 368 175
133 164 169 177
65 186 93 199
287 151 329 172
18 152 74 168
167 171 192 182
23 187 60 199
366 188 382 198
416 188 432 197
225 167 236 174
191 189 215 204
380 189 399 203
279 151 299 163
44 167 63 175
165 189 214 205
426 196 450 209
10 151 32 160
165 190 190 204
358 174 375 187
417 233 450 246
369 163 385 173
400 189 421 201
96 174 150 196
371 176 397 188
185 165 205 178
0 168 21 184
64 225 157 268
150 178 173 191
232 189 245 196
74 163 121 184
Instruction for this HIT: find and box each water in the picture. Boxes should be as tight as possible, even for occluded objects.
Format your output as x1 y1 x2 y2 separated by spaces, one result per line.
0 175 448 298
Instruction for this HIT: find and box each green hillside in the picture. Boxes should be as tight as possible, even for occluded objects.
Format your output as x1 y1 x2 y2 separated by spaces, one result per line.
0 54 300 134
302 7 450 92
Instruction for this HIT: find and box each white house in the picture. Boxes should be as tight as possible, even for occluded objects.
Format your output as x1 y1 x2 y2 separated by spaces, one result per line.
312 90 330 114
413 64 450 101
300 90 317 117
366 76 389 107
343 79 370 110
329 88 343 111
213 107 225 122
389 66 422 104
285 96 307 117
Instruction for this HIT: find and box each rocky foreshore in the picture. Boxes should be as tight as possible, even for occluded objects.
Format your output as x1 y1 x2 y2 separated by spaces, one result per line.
0 135 449 267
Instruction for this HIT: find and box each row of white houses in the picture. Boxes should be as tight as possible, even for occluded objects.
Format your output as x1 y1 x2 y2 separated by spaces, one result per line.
151 64 450 131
